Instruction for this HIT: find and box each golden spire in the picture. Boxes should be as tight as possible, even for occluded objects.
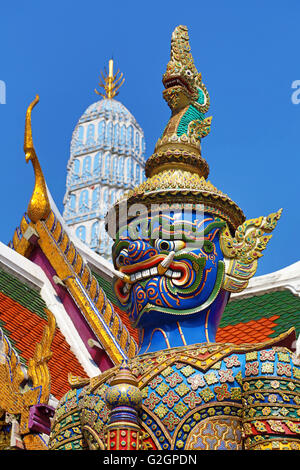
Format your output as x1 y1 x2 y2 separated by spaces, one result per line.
95 59 125 99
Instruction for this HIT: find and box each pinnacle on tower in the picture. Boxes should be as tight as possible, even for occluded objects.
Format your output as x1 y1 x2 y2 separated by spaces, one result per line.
95 59 125 99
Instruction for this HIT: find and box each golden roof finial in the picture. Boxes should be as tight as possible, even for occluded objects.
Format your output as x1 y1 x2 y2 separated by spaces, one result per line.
24 95 51 223
95 59 125 99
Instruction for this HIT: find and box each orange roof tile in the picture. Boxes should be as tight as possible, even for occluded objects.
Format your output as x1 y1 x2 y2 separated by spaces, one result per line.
216 314 280 344
0 292 87 399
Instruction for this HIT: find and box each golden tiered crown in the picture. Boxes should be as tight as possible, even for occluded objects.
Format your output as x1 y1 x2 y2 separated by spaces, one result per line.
106 26 245 236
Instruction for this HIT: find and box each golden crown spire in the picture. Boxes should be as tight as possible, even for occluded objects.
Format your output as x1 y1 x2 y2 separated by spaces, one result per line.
95 59 125 99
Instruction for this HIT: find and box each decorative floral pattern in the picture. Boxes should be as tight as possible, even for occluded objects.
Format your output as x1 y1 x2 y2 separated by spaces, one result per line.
162 412 180 432
148 376 163 388
49 343 300 451
175 382 190 397
154 404 169 419
260 350 276 361
156 382 170 397
214 384 231 401
261 362 274 374
200 387 215 403
224 355 241 368
173 402 189 417
183 391 202 408
245 362 259 376
187 374 205 390
165 372 183 387
204 372 218 385
277 363 292 377
162 390 180 408
246 352 258 362
181 365 195 377
277 352 290 363
144 392 160 410
219 369 234 383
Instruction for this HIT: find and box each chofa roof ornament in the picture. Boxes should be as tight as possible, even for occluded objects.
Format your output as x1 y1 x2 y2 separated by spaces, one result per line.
24 95 51 224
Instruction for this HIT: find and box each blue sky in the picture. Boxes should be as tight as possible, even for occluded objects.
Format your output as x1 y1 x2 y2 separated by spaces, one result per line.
0 0 299 275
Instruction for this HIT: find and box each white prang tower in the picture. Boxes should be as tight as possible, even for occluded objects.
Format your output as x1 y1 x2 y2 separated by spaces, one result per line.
63 60 146 259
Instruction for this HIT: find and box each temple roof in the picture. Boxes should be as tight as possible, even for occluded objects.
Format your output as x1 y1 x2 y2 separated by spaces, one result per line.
9 194 139 367
217 262 300 347
0 241 96 400
217 290 300 344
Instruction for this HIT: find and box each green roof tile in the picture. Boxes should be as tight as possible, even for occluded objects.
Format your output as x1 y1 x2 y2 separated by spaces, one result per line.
92 270 119 305
221 290 300 338
0 268 47 320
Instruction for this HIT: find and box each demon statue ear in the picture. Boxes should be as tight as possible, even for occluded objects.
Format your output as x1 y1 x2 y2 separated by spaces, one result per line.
220 209 282 293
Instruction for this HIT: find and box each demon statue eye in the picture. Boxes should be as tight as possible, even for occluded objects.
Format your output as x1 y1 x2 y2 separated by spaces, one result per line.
154 239 186 253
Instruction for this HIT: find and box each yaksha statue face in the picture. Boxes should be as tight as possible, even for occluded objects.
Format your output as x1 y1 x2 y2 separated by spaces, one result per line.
113 207 227 330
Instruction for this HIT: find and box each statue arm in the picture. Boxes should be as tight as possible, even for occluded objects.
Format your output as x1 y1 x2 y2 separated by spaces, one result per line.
49 388 86 450
242 347 300 450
